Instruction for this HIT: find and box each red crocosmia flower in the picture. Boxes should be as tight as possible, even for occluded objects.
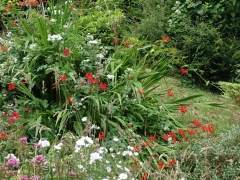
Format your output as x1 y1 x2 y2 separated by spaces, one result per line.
2 112 8 117
24 108 30 112
8 83 15 90
187 129 197 135
11 112 20 119
238 95 240 100
134 145 140 153
63 49 70 56
0 132 7 139
89 78 98 84
140 173 148 180
59 74 67 82
149 133 156 142
169 160 176 166
158 162 165 169
122 41 134 47
178 129 184 135
1 46 8 52
98 131 105 140
18 2 25 7
208 125 214 133
162 133 169 140
85 72 93 80
137 88 144 95
179 106 187 113
161 36 170 42
67 97 72 103
201 125 208 132
169 131 175 138
193 120 201 127
167 90 174 96
99 82 107 91
13 21 17 26
4 5 12 11
180 68 188 75
113 38 120 44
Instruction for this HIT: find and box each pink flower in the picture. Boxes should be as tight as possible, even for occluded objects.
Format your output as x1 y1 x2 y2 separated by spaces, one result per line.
20 175 29 180
68 171 77 177
6 157 19 168
20 137 28 144
33 155 46 164
30 175 41 180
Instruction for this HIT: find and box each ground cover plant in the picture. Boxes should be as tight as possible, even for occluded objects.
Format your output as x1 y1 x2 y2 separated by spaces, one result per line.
0 0 239 179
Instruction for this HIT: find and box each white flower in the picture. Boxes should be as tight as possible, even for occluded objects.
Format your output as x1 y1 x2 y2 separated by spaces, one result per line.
124 167 130 172
99 147 108 154
122 150 133 156
116 164 122 169
75 136 93 152
127 146 134 151
81 117 87 122
175 9 181 15
96 53 104 59
106 166 111 172
50 18 56 22
47 34 63 41
29 43 37 50
107 74 115 80
118 173 128 180
89 152 102 164
87 40 98 45
126 68 133 71
54 143 63 150
38 139 50 147
109 148 114 152
5 153 17 160
175 1 180 5
113 137 119 141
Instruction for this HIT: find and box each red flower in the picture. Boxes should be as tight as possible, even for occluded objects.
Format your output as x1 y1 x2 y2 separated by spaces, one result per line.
137 88 144 95
168 160 176 166
207 125 214 133
238 95 240 100
122 41 134 47
187 129 197 135
179 106 187 113
162 133 169 140
59 74 67 82
140 173 148 180
0 132 7 139
169 131 175 138
149 133 156 142
4 5 12 11
24 108 31 112
158 162 165 169
167 90 174 96
67 97 72 103
1 46 8 52
89 78 98 84
2 112 8 117
12 112 20 119
8 83 16 90
180 68 188 75
63 49 70 56
193 120 201 127
18 2 25 7
201 125 207 132
161 36 170 41
178 129 184 135
13 21 17 26
113 38 120 44
98 131 105 140
134 145 140 153
99 82 107 91
85 73 93 80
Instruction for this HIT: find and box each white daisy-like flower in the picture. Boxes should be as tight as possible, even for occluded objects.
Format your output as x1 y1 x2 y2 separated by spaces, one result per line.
118 173 128 180
81 117 87 122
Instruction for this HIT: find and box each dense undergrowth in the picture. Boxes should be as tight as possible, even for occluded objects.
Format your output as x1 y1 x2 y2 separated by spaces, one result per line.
0 0 239 179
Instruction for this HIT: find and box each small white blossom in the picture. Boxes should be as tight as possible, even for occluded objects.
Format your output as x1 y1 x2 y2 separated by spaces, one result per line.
107 74 115 80
175 9 181 15
113 137 119 141
106 166 111 172
5 153 17 160
96 53 104 59
122 150 133 156
118 173 128 180
54 143 63 150
50 18 56 22
29 43 37 50
38 139 50 147
89 152 102 164
81 117 87 122
75 136 93 152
